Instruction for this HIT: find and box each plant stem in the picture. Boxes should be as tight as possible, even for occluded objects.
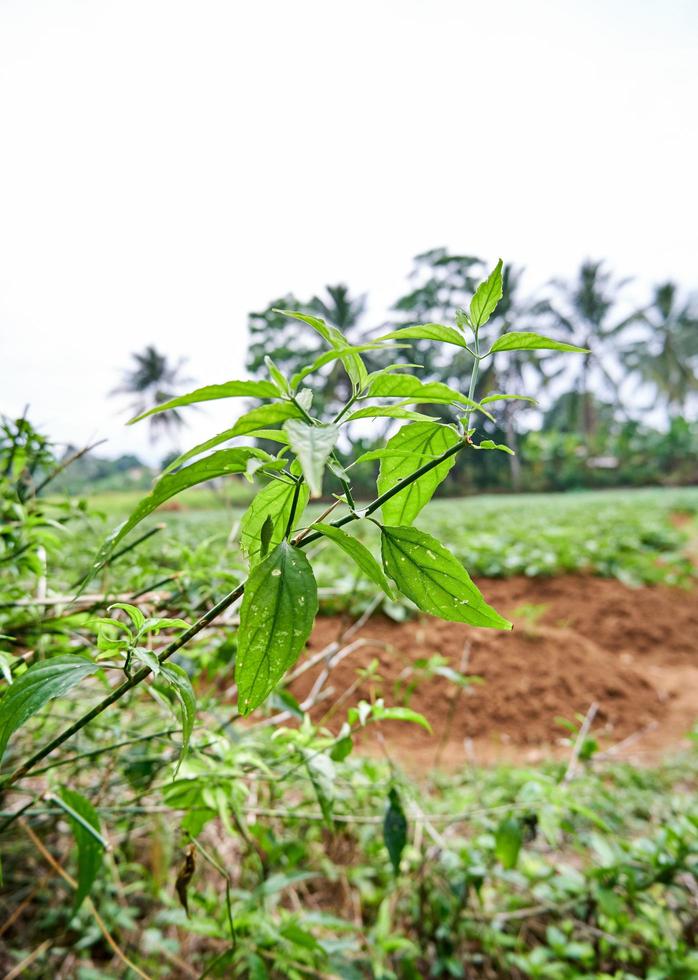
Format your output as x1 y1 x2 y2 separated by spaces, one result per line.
2 435 472 790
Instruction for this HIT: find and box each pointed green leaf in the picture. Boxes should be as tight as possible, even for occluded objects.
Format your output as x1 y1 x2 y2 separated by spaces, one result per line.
291 343 398 388
344 405 436 424
236 542 318 715
159 663 196 774
495 817 523 869
128 380 279 423
58 787 105 909
93 448 268 572
162 403 302 473
378 422 461 526
480 393 537 406
377 323 469 348
489 332 590 354
380 525 511 629
384 788 407 875
0 656 101 764
283 420 339 498
365 375 494 418
241 479 310 566
470 259 503 328
474 440 515 455
108 602 145 632
313 523 396 598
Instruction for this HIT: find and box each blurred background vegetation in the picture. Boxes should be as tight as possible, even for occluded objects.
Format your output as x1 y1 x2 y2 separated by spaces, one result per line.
51 249 697 500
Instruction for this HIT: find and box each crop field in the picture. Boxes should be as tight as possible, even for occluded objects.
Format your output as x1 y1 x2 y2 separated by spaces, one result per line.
2 480 697 978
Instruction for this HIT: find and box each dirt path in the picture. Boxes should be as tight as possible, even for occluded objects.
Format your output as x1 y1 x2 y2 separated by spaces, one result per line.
290 576 698 768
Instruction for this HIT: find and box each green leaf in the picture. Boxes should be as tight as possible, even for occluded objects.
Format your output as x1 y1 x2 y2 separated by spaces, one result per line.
378 422 461 526
275 310 368 389
313 523 396 598
495 817 523 869
380 525 511 629
240 479 310 566
58 787 106 909
0 656 101 764
291 343 397 389
236 542 318 715
93 448 268 572
344 405 436 424
383 788 407 875
365 375 494 418
265 355 291 395
159 663 196 774
474 439 515 455
489 332 590 354
480 393 537 406
130 647 161 676
108 602 145 632
128 379 279 423
377 323 469 348
283 420 339 498
470 259 503 328
329 736 354 761
162 403 302 473
372 704 432 732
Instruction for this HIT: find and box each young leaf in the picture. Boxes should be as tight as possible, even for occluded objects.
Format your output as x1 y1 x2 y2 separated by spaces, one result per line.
236 541 318 715
291 343 395 389
162 403 302 473
276 310 367 389
378 422 461 526
489 332 590 354
383 787 407 875
365 375 494 418
344 406 436 424
480 393 537 406
313 523 396 598
474 439 515 455
265 355 291 395
470 259 503 328
159 663 196 773
128 379 278 423
495 817 523 869
0 656 101 763
377 323 469 349
58 787 106 909
283 420 339 498
93 448 268 571
240 479 310 566
108 602 145 632
380 525 511 629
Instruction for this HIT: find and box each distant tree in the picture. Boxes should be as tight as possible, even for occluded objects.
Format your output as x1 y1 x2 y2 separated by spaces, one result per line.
111 346 191 442
622 282 698 416
548 260 642 440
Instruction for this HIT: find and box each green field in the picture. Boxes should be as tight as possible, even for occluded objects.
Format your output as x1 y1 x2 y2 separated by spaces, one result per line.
2 484 697 978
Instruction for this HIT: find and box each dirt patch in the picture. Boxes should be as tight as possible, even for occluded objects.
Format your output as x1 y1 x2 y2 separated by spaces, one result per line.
289 576 698 767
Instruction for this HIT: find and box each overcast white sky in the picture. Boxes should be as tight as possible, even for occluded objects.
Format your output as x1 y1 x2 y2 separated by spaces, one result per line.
1 0 697 462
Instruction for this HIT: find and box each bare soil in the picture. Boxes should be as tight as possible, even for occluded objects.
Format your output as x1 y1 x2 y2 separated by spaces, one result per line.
290 576 698 768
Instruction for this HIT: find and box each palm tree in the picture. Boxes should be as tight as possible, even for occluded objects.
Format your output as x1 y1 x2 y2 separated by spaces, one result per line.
549 260 642 440
111 346 191 442
622 282 698 416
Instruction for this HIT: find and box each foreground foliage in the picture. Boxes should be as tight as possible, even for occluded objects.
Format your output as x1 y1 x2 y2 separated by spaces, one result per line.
1 264 696 978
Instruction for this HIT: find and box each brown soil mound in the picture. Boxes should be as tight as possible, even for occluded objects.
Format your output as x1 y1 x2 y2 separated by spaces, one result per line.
289 576 698 766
